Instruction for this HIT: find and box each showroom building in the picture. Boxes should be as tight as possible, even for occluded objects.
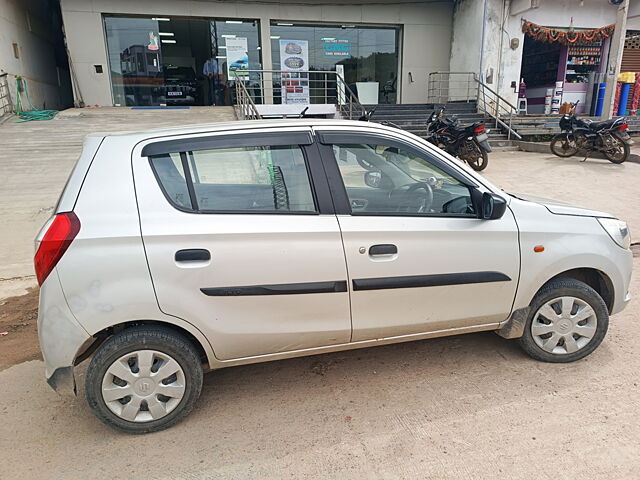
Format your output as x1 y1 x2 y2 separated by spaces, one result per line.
59 0 454 107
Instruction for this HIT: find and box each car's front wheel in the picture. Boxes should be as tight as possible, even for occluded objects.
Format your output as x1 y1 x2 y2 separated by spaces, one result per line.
518 278 609 363
85 325 203 434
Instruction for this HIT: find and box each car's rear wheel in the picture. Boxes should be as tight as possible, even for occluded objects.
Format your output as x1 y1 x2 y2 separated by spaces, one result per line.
518 278 609 363
85 325 203 434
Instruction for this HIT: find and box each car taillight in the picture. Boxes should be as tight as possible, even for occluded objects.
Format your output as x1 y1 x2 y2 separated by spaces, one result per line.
34 212 80 285
474 125 485 134
618 123 629 131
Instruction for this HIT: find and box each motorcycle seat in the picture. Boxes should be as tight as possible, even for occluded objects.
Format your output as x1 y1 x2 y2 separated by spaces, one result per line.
583 118 618 131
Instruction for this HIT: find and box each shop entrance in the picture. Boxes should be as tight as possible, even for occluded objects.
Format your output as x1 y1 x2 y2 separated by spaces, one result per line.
520 26 607 115
104 16 262 106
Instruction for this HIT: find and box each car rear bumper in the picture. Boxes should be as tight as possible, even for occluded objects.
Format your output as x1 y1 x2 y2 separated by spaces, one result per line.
38 269 91 396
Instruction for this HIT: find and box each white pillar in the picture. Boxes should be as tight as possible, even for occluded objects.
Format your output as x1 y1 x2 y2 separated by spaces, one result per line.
258 15 273 104
602 0 629 119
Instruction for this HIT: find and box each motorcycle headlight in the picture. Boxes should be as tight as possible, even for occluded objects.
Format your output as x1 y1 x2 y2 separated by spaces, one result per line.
597 218 631 249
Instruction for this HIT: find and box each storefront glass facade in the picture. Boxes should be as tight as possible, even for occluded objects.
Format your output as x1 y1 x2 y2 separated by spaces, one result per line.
104 16 401 106
104 16 262 106
269 22 400 104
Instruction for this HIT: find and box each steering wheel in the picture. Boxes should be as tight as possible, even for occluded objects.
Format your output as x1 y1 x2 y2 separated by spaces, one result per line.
392 182 434 213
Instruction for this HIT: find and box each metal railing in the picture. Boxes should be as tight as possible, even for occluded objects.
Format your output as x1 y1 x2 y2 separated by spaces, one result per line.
475 78 522 140
232 69 366 120
0 73 13 118
234 78 260 120
427 71 522 140
427 72 477 104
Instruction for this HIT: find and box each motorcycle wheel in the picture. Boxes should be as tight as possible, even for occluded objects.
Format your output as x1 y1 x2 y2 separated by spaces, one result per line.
550 134 579 157
461 140 488 171
602 133 629 164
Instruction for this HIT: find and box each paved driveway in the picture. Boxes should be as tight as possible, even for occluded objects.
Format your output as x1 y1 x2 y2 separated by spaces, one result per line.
0 107 236 280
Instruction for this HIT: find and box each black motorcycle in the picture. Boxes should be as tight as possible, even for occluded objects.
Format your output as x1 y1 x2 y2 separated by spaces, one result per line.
550 101 633 164
425 108 491 171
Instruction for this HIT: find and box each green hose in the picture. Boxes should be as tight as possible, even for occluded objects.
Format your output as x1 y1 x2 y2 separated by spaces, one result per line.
14 76 58 122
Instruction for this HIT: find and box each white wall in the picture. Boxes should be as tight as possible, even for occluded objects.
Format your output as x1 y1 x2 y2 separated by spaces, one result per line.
0 0 70 111
59 0 453 106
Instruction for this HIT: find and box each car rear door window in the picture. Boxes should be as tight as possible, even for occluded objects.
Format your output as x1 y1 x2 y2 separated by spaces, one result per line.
150 144 317 213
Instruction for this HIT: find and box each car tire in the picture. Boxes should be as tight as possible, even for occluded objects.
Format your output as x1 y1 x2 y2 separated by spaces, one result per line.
518 278 609 363
85 325 203 434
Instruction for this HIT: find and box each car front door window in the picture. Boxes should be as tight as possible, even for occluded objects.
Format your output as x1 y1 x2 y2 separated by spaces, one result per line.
332 143 475 216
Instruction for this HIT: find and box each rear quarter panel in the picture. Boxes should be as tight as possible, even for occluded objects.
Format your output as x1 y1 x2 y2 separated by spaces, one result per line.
54 136 216 365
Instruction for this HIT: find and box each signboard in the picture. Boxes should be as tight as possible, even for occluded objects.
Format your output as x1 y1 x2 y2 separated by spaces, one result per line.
279 39 310 104
323 38 350 58
226 37 249 80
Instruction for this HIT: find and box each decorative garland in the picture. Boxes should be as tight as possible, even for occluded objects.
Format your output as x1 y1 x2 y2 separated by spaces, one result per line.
522 19 615 45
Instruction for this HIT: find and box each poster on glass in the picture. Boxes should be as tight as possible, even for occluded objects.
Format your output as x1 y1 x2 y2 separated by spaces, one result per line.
279 39 310 104
226 37 249 80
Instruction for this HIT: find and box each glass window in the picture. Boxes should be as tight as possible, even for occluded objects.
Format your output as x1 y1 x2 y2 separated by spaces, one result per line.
332 143 475 216
149 153 192 209
150 145 316 213
104 16 261 107
270 23 400 104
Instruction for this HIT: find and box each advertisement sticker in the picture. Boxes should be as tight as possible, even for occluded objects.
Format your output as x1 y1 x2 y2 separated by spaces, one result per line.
279 39 310 104
226 37 249 80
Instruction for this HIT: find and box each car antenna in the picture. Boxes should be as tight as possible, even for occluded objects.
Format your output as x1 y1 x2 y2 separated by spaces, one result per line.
298 106 310 118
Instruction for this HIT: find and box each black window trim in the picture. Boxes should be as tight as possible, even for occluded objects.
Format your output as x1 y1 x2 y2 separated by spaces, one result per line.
141 131 313 157
147 133 335 215
316 130 480 218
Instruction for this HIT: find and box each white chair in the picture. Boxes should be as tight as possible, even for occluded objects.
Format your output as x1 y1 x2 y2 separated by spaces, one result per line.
517 97 528 115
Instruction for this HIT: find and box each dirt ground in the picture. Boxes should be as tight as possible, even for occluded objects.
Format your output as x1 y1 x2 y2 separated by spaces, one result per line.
0 288 40 370
1 113 640 478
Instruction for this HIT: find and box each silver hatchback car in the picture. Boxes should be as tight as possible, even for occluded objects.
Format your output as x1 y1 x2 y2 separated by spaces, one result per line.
36 120 632 433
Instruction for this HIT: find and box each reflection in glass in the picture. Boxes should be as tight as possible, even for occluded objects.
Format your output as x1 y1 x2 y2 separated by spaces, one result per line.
270 23 400 104
104 16 261 106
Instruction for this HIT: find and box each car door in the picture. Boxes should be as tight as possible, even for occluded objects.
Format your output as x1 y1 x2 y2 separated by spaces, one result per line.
132 127 351 360
315 128 520 342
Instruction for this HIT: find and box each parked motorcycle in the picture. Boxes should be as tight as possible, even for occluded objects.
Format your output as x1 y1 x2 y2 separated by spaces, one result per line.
550 101 632 164
425 108 491 171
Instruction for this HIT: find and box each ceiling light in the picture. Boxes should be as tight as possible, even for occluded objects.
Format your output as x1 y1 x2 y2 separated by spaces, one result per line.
226 20 243 24
222 34 236 38
219 46 227 49
158 32 174 36
321 37 336 41
161 39 176 44
216 56 227 59
270 36 280 39
152 17 170 22
277 23 294 26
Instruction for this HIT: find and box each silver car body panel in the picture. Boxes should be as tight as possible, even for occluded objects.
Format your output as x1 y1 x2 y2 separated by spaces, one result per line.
36 119 634 394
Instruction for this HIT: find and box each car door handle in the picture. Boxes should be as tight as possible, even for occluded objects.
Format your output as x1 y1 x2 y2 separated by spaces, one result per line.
175 249 211 262
369 244 398 255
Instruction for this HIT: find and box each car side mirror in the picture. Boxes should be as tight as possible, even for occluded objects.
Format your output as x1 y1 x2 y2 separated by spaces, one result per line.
480 192 507 220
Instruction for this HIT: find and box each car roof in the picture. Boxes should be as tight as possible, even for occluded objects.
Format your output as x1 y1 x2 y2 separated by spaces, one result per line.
88 118 401 140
